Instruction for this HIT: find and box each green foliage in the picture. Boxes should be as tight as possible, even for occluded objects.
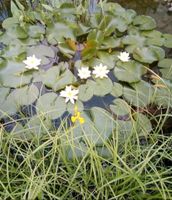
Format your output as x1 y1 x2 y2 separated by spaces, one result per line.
0 2 172 199
0 0 172 161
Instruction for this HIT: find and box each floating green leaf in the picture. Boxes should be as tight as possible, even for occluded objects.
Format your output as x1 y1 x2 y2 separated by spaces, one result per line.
42 65 76 92
133 46 165 63
115 120 133 141
158 59 172 80
0 96 18 118
27 45 55 65
67 100 84 114
123 81 154 107
163 34 172 48
78 83 94 102
93 78 113 96
122 35 146 49
154 87 172 108
0 61 32 88
133 112 152 136
36 93 66 119
111 82 123 97
25 115 52 136
97 51 115 69
114 60 146 83
28 24 45 39
133 15 156 30
8 84 39 106
0 87 10 104
110 98 130 116
46 22 76 44
141 30 164 46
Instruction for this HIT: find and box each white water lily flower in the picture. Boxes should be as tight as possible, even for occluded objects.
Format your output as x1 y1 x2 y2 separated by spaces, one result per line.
117 51 130 62
92 63 109 79
60 86 79 104
78 67 91 79
23 54 41 70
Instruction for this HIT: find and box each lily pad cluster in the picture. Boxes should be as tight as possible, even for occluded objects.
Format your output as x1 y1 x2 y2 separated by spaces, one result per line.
0 1 172 159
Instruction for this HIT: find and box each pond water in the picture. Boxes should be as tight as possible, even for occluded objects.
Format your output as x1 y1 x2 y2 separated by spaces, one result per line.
0 0 172 131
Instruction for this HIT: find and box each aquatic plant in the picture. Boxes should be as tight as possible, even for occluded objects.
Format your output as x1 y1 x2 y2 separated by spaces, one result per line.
0 1 172 159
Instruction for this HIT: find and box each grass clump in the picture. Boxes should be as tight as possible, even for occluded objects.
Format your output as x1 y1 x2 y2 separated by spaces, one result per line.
0 114 172 200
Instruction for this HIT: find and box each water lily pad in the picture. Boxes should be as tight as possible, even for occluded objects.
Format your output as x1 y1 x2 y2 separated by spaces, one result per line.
96 146 112 158
8 84 39 106
0 96 18 119
25 115 52 135
111 82 123 97
78 83 94 102
0 88 17 119
46 22 76 44
0 61 32 88
101 36 121 49
2 20 28 40
141 30 164 46
133 15 156 30
36 93 66 119
66 107 115 146
115 120 133 141
2 43 26 59
93 78 113 96
133 112 152 136
0 87 10 104
97 51 115 69
123 81 154 107
2 17 18 30
110 98 130 116
42 66 76 91
81 108 115 145
154 87 172 107
163 34 172 48
114 60 146 83
67 100 84 114
10 123 27 139
122 35 146 49
103 3 125 15
27 45 55 65
133 46 165 63
67 141 88 160
158 59 172 80
0 58 5 66
28 24 45 39
101 16 128 35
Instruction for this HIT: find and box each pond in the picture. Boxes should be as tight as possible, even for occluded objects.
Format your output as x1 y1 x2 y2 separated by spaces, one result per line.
0 0 172 148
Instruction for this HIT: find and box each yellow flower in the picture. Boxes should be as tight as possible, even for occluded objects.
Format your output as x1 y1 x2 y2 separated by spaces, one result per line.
71 106 85 124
